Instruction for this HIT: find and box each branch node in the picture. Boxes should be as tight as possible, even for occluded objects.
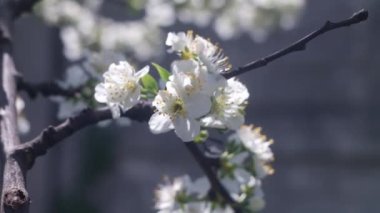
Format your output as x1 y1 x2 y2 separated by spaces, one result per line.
41 126 55 141
323 21 333 29
352 9 368 22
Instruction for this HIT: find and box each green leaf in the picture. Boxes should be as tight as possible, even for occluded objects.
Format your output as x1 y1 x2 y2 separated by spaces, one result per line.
141 73 158 94
194 130 209 144
152 63 171 82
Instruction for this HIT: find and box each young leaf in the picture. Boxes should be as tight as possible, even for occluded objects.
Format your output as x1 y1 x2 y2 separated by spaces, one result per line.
152 63 171 82
141 73 158 94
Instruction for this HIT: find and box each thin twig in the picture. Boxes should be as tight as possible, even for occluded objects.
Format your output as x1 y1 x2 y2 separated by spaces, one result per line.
223 9 369 79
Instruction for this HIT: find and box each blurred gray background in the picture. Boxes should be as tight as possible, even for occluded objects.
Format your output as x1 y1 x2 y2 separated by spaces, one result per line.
13 0 380 212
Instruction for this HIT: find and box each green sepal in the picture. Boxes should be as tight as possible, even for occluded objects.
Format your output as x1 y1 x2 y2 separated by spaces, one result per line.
141 73 158 94
152 62 171 83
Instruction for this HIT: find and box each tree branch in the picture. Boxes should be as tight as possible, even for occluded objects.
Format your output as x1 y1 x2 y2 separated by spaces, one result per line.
12 104 153 168
223 9 369 79
0 1 53 212
185 143 241 212
9 0 42 19
0 8 29 212
16 77 80 99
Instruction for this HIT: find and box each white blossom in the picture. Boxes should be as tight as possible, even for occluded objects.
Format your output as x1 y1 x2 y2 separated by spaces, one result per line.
155 176 188 212
166 31 193 53
165 32 231 74
169 60 220 97
149 82 210 142
150 57 226 142
220 167 256 202
155 175 210 212
237 125 274 162
191 35 231 74
202 78 249 130
234 125 274 178
94 61 149 118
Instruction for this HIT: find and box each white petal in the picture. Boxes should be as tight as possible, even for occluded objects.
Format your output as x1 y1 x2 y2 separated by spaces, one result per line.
171 60 197 74
185 94 211 118
121 87 140 111
189 177 210 198
230 152 249 165
225 114 244 130
165 32 177 46
149 112 174 134
135 65 149 79
173 117 200 142
153 90 176 112
120 61 134 74
104 66 128 84
165 81 180 97
234 168 253 185
226 78 249 104
94 83 108 103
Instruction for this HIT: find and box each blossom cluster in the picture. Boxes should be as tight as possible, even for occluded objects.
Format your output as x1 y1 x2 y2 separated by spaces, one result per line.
94 62 149 118
155 175 235 213
148 31 249 141
219 125 274 211
93 31 249 141
154 125 274 212
91 31 274 212
154 175 225 213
